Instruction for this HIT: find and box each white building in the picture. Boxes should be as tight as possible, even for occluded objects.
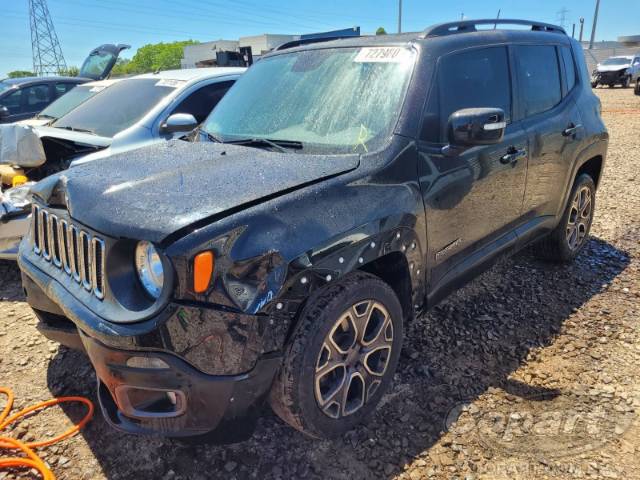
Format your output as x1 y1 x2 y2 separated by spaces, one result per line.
181 34 296 68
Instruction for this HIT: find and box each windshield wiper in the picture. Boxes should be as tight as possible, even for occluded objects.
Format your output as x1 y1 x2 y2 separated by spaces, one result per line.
225 138 303 153
56 126 96 135
36 113 57 120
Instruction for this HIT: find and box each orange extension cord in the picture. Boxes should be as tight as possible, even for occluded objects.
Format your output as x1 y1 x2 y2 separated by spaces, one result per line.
0 387 94 480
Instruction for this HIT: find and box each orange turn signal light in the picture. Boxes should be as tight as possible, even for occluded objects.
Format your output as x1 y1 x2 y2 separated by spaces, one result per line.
193 251 214 293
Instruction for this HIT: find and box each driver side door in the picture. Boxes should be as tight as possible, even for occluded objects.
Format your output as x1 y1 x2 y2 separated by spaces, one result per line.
417 46 529 300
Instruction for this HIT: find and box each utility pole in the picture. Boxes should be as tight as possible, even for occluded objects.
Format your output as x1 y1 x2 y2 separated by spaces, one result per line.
579 17 585 42
572 23 576 38
589 0 601 50
29 0 67 76
398 0 402 34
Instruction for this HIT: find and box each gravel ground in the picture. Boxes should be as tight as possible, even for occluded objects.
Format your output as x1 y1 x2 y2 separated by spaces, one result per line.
1 87 639 480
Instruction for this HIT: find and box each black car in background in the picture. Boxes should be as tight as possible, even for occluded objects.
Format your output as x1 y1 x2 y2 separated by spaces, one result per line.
0 44 129 123
19 19 608 442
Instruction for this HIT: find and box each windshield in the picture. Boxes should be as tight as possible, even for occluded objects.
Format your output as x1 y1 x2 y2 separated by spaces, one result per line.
38 84 104 120
602 57 631 66
0 82 12 95
203 46 415 154
52 78 176 137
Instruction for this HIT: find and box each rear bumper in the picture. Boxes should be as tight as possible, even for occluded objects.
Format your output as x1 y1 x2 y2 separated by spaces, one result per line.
0 212 29 260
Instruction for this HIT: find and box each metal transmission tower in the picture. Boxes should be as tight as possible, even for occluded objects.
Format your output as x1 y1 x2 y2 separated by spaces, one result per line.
29 0 67 76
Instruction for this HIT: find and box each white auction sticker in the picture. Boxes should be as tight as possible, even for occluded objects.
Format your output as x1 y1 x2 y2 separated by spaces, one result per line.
155 79 186 87
354 47 412 63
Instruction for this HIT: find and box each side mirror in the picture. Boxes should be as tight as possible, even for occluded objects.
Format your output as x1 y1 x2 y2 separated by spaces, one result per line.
0 106 10 121
160 113 198 134
447 108 506 149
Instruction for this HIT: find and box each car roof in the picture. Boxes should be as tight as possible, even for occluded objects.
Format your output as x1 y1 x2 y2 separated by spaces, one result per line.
0 76 84 86
607 55 634 59
266 21 571 57
132 67 246 81
77 78 122 88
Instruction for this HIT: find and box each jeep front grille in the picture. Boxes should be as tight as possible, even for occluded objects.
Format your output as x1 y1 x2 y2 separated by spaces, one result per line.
31 205 106 299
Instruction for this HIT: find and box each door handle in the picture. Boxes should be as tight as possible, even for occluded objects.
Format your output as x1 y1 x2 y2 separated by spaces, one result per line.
500 147 527 165
562 123 582 137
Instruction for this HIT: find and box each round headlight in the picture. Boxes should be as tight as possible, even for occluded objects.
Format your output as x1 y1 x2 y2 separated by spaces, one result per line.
135 241 164 299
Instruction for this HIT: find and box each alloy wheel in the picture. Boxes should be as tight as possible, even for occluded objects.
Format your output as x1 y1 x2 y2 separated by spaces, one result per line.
314 300 394 419
566 185 592 251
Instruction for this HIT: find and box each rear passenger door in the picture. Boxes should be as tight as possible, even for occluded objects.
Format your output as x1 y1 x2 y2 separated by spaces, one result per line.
20 84 53 119
514 45 584 220
418 46 529 292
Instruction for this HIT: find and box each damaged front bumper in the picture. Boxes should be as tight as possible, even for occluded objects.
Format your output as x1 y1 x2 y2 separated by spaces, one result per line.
19 255 282 441
0 211 29 260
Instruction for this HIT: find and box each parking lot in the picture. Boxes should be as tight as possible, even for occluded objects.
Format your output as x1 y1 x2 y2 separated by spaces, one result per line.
0 86 639 479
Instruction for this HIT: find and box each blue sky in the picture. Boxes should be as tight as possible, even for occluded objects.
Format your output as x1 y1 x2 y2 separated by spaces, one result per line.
2 0 639 77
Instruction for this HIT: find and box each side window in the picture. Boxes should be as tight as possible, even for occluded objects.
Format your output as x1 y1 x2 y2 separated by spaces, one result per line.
170 80 235 123
23 84 51 111
0 89 22 114
55 83 77 98
515 45 562 117
421 46 511 143
561 46 577 93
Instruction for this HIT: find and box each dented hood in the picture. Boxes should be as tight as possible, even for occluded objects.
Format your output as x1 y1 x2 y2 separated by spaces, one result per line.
32 140 359 243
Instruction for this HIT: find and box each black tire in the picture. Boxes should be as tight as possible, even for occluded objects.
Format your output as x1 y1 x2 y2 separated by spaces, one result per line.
622 76 631 88
269 271 403 438
591 81 598 88
534 173 596 262
608 83 615 88
635 79 640 96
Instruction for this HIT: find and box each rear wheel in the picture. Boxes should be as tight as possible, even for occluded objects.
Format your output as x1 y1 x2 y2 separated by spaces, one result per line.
591 80 598 88
534 174 596 262
269 271 403 438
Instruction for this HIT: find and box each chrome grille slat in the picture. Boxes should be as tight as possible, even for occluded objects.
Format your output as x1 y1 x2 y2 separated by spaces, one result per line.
42 211 51 261
31 207 106 300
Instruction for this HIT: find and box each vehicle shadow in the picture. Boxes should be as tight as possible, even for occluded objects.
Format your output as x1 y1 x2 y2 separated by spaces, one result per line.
43 235 630 480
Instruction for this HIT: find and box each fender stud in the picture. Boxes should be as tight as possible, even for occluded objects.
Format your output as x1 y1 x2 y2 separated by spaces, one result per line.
326 275 332 282
338 257 344 264
300 277 308 285
370 242 376 248
396 232 401 239
358 257 364 264
276 302 283 310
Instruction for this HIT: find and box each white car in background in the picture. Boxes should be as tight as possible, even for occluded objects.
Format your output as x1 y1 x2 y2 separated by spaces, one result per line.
0 67 245 260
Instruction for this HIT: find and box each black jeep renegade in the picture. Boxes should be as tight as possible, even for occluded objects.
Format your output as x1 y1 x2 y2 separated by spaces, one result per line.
18 19 608 441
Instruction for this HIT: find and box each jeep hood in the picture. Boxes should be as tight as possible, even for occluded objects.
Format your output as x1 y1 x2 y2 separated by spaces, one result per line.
32 140 360 243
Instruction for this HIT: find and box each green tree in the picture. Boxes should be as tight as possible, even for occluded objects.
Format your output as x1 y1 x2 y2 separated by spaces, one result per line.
7 70 35 78
376 27 387 35
58 66 80 76
112 40 198 76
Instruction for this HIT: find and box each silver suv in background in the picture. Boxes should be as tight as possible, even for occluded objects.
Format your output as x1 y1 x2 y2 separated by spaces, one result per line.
591 54 640 88
0 67 244 259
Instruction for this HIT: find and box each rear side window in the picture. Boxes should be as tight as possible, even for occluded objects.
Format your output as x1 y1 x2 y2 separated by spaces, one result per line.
561 46 577 93
55 82 77 98
515 45 562 117
421 46 511 143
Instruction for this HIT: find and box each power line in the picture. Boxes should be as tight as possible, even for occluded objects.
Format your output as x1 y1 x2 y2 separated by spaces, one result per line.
556 7 570 28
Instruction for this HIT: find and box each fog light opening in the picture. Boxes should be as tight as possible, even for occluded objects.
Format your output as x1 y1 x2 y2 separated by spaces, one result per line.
115 386 186 419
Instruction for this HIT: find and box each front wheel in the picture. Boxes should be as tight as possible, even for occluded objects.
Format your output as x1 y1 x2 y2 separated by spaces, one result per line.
635 79 640 95
269 271 403 438
534 173 596 262
622 76 631 88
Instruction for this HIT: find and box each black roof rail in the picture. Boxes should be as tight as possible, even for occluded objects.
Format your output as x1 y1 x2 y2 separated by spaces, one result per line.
421 19 566 38
274 35 361 51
